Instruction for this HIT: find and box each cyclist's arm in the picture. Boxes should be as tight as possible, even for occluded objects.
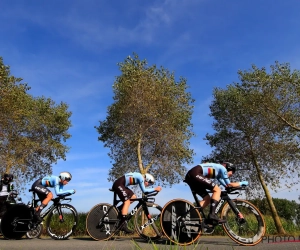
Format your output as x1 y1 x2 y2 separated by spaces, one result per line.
138 180 155 193
226 182 241 187
54 182 75 196
133 173 156 193
218 169 231 187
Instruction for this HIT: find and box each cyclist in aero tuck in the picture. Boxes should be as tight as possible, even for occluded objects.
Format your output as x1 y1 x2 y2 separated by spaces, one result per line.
184 161 248 224
31 171 75 222
112 172 162 234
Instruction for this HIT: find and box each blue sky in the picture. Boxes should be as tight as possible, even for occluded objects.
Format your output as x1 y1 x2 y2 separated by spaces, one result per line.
1 0 300 212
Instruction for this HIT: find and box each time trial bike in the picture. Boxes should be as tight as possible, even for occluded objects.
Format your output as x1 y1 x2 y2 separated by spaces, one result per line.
0 189 78 240
160 184 265 246
86 189 163 241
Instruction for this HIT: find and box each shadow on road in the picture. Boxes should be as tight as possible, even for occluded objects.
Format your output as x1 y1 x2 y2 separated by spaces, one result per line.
87 235 240 247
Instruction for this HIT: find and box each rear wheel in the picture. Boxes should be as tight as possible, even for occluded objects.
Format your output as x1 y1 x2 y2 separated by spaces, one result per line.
221 199 265 246
160 199 202 246
0 204 31 239
134 203 162 241
86 203 118 241
46 204 78 240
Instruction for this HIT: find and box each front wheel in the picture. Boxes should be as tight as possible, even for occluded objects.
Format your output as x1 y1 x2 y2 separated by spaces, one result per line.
86 203 119 241
46 204 78 240
221 199 265 246
134 203 163 241
160 199 202 246
26 223 43 239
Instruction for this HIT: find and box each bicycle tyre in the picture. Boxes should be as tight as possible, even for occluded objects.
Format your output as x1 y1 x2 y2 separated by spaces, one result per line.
26 223 43 239
86 203 119 241
221 199 265 246
160 199 202 246
134 203 163 241
0 204 32 240
46 204 78 240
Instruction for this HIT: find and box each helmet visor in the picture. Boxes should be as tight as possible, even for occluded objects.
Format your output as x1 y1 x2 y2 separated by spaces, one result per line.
64 177 71 182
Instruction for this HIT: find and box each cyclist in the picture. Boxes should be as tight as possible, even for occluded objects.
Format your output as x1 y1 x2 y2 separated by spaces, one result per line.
0 173 14 217
112 172 162 234
31 171 75 222
184 161 248 223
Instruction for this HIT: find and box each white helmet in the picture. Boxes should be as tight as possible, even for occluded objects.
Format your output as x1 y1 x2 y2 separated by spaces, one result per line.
59 171 72 182
144 173 155 185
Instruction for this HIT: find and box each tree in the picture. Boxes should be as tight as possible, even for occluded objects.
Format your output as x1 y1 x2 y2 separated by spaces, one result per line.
0 57 72 189
251 198 300 224
240 62 300 133
203 62 300 234
96 53 195 185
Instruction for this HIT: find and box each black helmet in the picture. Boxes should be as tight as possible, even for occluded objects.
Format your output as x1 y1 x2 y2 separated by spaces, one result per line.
222 162 236 174
3 173 13 184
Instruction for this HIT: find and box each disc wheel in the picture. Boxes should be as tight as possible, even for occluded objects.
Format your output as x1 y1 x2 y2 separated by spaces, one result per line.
86 203 118 241
160 199 202 246
0 204 31 240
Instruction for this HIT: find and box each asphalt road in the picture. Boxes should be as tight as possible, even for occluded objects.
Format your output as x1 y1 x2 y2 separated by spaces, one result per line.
0 236 300 250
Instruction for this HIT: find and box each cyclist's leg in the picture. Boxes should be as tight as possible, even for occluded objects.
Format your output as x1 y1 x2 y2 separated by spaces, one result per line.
36 192 52 214
31 179 51 222
208 185 222 222
117 199 134 234
112 178 134 234
186 168 222 223
200 194 210 208
117 193 136 216
185 169 211 211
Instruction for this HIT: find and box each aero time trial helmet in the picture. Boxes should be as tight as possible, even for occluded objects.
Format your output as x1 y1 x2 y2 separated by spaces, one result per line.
144 173 155 185
59 171 72 182
222 162 236 174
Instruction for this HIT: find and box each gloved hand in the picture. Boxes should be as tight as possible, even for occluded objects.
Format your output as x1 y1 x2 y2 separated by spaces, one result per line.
239 181 248 186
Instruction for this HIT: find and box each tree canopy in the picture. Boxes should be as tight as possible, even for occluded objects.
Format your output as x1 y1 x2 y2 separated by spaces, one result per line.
0 57 72 188
96 53 195 185
204 62 300 234
240 62 300 133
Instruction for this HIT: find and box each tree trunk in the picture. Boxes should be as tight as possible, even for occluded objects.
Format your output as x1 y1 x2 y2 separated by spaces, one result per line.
254 160 286 234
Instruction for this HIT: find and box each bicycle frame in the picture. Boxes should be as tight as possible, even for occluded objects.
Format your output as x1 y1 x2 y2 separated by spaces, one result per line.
12 192 72 233
176 187 245 230
191 188 242 219
98 190 158 232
